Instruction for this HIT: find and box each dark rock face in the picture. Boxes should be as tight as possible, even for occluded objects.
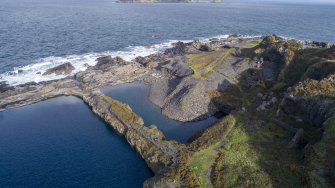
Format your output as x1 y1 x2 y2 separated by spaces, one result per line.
17 82 38 87
199 44 215 52
95 56 127 70
161 60 194 78
135 55 160 69
280 97 335 127
134 56 146 65
0 81 14 93
305 41 333 48
302 61 335 81
43 63 75 76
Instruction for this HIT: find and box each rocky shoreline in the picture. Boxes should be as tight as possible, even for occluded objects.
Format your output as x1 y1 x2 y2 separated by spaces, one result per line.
0 35 334 187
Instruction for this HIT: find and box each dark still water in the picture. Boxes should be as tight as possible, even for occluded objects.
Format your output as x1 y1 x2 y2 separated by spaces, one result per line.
0 97 153 187
0 0 335 85
101 82 219 143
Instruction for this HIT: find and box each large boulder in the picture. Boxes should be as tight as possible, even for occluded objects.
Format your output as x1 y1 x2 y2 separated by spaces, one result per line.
161 60 194 78
95 56 127 70
164 41 187 56
43 63 75 76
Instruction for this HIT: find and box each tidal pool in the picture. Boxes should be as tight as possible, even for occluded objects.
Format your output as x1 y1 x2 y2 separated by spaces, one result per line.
101 82 220 143
0 96 153 187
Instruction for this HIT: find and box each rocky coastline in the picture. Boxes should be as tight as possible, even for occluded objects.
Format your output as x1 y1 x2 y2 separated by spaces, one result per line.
0 35 334 187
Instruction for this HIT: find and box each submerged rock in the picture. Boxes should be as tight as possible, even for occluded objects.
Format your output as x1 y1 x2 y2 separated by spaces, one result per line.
43 62 75 76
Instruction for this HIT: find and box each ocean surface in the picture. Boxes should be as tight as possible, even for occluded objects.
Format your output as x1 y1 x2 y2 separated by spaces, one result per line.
0 97 153 187
102 82 220 143
0 0 334 85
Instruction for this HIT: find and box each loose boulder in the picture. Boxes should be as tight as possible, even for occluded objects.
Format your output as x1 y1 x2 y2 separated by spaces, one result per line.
43 63 75 76
95 56 127 70
161 60 194 78
164 41 187 56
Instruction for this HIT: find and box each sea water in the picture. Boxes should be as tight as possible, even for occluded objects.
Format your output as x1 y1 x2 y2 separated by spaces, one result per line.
0 0 334 85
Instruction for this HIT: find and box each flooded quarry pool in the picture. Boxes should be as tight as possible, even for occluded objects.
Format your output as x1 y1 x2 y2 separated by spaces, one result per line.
101 82 219 143
0 96 152 187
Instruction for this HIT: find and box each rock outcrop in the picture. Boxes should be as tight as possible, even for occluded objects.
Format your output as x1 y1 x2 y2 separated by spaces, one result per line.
84 93 181 173
280 76 335 127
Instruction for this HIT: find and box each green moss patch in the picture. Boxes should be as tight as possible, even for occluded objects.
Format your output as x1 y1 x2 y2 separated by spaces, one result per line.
101 95 142 125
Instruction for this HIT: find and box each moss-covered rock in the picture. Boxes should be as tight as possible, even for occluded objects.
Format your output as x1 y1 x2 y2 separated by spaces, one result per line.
101 95 144 125
291 78 335 98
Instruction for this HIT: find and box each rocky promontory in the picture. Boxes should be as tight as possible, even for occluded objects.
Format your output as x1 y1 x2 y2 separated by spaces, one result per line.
0 35 334 187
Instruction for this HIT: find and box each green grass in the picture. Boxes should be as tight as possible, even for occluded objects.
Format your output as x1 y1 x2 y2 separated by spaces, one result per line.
188 144 220 188
210 112 304 188
187 48 236 79
187 115 236 188
213 122 273 188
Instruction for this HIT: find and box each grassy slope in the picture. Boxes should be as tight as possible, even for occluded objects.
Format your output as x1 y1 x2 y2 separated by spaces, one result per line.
179 37 335 187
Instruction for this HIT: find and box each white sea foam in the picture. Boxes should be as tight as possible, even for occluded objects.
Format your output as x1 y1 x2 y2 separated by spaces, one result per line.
0 40 179 86
0 35 261 86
